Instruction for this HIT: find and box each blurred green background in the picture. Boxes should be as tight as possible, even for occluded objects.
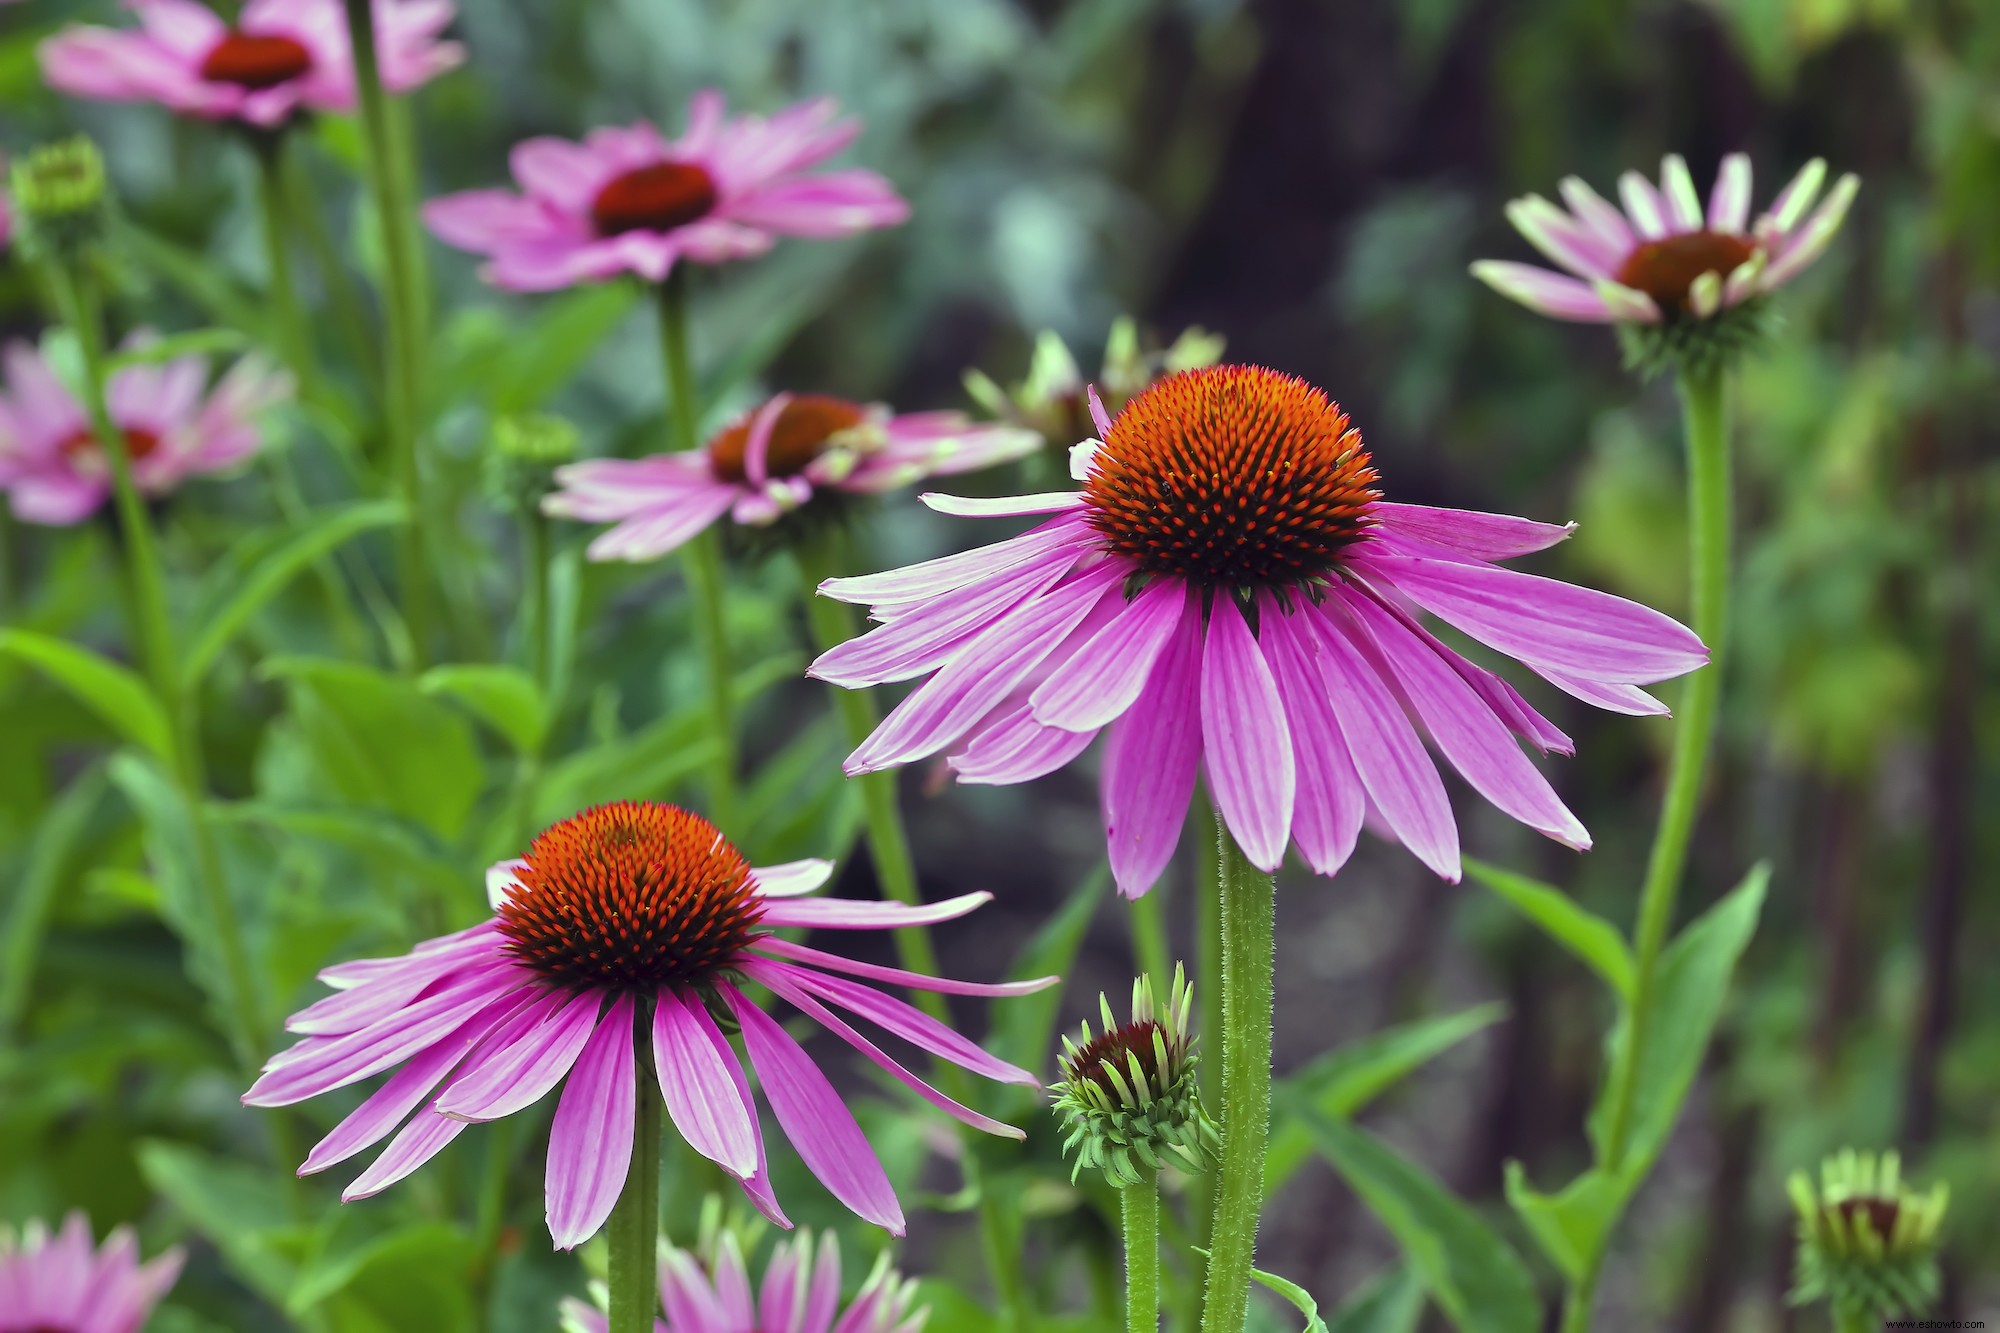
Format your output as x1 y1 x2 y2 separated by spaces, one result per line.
0 0 1995 1329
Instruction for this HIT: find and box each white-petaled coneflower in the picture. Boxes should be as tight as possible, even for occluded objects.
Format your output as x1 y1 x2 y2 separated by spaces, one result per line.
1051 965 1217 1189
1788 1148 1949 1328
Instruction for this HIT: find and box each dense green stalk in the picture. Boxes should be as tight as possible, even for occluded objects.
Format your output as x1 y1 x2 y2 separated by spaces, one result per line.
1562 364 1731 1333
1123 1178 1162 1333
521 504 552 688
251 139 318 398
281 145 376 388
341 0 433 668
1200 819 1276 1333
606 1025 662 1333
656 274 739 831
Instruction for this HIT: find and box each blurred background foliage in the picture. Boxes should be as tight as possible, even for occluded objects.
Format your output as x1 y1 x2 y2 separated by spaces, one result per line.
0 0 1994 1330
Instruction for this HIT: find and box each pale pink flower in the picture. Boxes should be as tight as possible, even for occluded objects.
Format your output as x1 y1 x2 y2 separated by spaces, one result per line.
0 338 292 525
245 803 1051 1248
811 365 1709 898
40 0 463 129
560 1230 926 1333
0 1212 183 1333
545 393 1040 562
1472 153 1858 322
422 92 909 292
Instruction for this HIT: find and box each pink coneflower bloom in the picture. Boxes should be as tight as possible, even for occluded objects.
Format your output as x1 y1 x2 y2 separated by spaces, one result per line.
561 1230 926 1333
245 802 1050 1247
544 392 1041 562
1471 153 1858 323
40 0 464 130
0 339 292 526
810 365 1709 898
0 1211 184 1333
422 92 909 292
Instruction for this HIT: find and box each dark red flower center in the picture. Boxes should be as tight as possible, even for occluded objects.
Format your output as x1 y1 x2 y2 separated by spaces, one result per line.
1614 230 1758 311
589 162 719 237
200 30 315 90
708 395 868 484
61 426 161 462
1834 1195 1902 1241
1083 365 1379 589
1066 1019 1171 1100
494 802 764 993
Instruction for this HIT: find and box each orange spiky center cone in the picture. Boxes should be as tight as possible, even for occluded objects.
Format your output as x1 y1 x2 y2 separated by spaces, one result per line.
495 802 763 993
1082 364 1379 590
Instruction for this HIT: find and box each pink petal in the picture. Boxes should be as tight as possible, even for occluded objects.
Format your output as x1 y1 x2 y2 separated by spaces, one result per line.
1256 598 1365 877
1200 593 1294 872
1468 261 1618 322
758 962 1039 1085
342 1109 469 1201
1370 503 1573 560
511 135 609 207
757 890 992 932
1533 665 1669 716
434 988 603 1122
1100 591 1204 898
809 552 1072 688
750 937 1058 997
919 490 1086 518
1029 578 1187 731
1708 153 1753 232
946 702 1098 785
724 984 904 1234
653 987 759 1179
818 514 1088 607
723 170 909 237
545 993 637 1249
753 859 835 898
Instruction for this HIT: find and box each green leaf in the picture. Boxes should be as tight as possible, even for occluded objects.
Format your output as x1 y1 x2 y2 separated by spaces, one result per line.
1503 1163 1626 1283
1267 1004 1506 1193
1592 862 1769 1173
290 1215 476 1331
420 664 549 756
138 1140 301 1306
990 867 1106 1076
213 801 465 904
1327 1267 1426 1333
260 657 486 839
1249 1264 1332 1332
1297 1107 1541 1333
1464 856 1634 999
0 764 108 1032
116 220 266 336
105 327 249 371
0 629 171 758
183 500 407 685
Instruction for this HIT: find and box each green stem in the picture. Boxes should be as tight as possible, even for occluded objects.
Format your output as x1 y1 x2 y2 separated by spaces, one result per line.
341 0 432 669
793 535 1027 1328
520 504 552 688
1123 1178 1162 1333
282 143 377 392
1565 364 1731 1333
1200 818 1276 1333
250 137 317 398
656 274 738 830
1186 788 1223 1333
606 1016 662 1333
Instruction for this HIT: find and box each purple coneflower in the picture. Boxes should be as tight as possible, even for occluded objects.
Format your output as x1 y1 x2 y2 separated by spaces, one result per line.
424 93 908 292
544 392 1039 562
245 802 1048 1247
40 0 463 129
562 1230 926 1333
1471 153 1858 324
0 1212 183 1333
0 338 291 525
810 364 1708 897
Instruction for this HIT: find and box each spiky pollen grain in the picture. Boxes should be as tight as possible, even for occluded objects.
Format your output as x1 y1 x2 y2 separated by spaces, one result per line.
1083 365 1379 590
707 395 867 483
495 802 763 993
590 162 719 237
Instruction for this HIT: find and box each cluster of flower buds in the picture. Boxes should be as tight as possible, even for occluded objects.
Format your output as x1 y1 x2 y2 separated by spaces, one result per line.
1788 1148 1950 1325
1051 965 1218 1190
963 317 1224 448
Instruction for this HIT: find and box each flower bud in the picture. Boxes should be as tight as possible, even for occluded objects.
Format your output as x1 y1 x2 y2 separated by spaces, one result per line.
1788 1148 1949 1324
487 411 581 510
964 319 1224 447
10 137 110 262
1052 964 1218 1189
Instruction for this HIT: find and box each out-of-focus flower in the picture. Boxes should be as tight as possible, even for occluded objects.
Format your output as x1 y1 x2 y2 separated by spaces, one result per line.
560 1229 927 1333
811 364 1708 897
423 92 908 292
8 137 109 262
1052 965 1216 1189
0 337 292 525
963 317 1225 448
1472 154 1857 326
544 393 1037 562
244 802 1054 1246
1789 1148 1949 1325
40 0 463 129
0 1211 183 1333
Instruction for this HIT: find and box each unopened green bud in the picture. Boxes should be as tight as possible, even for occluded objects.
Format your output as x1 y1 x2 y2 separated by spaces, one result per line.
965 319 1224 446
487 412 580 510
10 138 110 261
1788 1148 1949 1325
1051 964 1217 1189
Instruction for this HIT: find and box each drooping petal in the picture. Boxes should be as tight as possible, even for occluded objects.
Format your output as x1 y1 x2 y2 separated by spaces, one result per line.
761 962 1041 1085
809 552 1072 687
753 859 836 898
1101 592 1204 898
750 937 1058 997
342 1109 469 1201
757 890 992 931
1200 593 1294 872
1369 503 1573 560
433 988 603 1123
653 987 760 1179
1030 577 1187 731
1257 598 1365 876
946 702 1099 785
544 994 637 1249
1533 665 1669 716
1469 261 1618 322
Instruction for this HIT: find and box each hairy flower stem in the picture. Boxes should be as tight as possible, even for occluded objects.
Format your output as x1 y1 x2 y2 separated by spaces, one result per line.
607 1023 662 1333
794 535 1027 1329
1562 364 1731 1333
45 261 263 1075
655 274 738 832
1200 819 1275 1333
341 0 433 669
1124 1177 1162 1333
